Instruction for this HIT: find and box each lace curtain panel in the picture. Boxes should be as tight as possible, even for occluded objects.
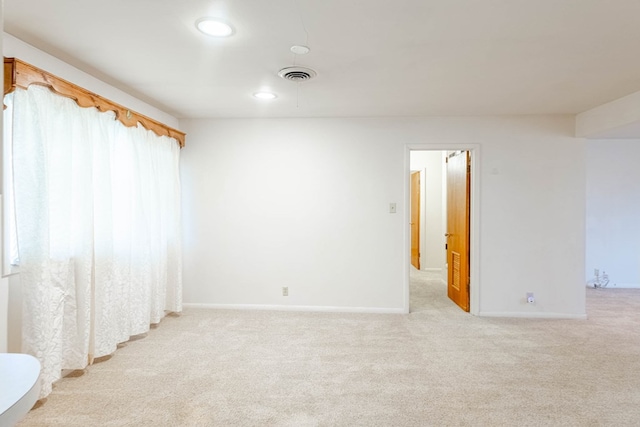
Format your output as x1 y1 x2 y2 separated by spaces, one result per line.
6 85 183 398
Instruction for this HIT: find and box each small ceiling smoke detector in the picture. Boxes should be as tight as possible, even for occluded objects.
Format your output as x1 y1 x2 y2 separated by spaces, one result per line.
290 45 310 55
277 66 317 82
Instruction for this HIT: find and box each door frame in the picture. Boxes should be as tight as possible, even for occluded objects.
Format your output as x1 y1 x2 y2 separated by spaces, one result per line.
404 144 481 315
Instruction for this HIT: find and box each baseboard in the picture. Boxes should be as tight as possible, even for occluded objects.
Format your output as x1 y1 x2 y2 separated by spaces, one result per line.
595 283 640 289
182 303 406 314
421 268 442 273
478 311 587 320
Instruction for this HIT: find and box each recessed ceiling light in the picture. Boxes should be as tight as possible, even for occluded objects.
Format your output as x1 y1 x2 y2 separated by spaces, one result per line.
196 18 234 37
253 92 277 100
290 45 310 55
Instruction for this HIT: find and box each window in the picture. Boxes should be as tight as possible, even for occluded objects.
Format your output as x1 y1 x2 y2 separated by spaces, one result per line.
2 92 20 275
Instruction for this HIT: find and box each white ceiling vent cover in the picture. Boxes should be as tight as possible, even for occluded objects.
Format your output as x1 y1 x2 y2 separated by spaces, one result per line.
278 66 317 82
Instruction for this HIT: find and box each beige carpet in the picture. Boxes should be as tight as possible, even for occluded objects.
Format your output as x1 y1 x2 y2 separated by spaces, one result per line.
16 269 640 426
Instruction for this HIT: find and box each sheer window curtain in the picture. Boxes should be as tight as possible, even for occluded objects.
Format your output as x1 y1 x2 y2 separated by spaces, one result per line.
6 85 182 398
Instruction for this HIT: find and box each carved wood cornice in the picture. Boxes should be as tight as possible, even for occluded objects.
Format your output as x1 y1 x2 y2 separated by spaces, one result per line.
4 57 185 148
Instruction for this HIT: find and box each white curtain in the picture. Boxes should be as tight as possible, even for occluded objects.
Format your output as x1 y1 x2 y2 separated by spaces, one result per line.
6 85 182 398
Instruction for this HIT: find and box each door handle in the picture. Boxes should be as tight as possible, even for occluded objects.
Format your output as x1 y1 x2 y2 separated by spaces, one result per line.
445 233 453 237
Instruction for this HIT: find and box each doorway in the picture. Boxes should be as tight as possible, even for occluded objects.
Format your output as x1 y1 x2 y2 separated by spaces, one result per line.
405 146 479 315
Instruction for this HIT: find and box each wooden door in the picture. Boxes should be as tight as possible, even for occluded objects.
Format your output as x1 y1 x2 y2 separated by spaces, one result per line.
410 171 420 269
446 151 470 312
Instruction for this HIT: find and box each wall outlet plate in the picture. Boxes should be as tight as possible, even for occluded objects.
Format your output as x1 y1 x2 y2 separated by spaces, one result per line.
282 287 289 296
526 292 535 303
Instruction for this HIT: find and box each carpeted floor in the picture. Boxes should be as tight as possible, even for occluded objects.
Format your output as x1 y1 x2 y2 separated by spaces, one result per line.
16 269 640 426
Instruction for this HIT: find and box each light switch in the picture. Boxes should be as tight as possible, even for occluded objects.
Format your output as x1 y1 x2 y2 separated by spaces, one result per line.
389 203 397 213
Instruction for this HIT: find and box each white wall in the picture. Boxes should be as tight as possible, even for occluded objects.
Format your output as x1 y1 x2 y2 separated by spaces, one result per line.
3 33 179 130
180 116 586 317
576 90 640 138
0 7 7 353
586 139 640 287
0 194 8 353
409 151 445 273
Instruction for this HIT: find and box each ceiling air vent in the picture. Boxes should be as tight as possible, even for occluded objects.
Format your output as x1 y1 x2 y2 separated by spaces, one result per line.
278 66 317 82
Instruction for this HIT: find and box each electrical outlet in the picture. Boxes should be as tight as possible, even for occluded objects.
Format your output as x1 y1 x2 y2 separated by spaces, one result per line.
282 287 288 296
389 203 397 213
526 292 535 304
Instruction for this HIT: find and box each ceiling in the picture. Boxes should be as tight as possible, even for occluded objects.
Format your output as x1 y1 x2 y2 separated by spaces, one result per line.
5 0 640 120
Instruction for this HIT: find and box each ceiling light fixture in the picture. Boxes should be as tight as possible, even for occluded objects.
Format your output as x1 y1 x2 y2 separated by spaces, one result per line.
253 92 277 100
196 18 234 37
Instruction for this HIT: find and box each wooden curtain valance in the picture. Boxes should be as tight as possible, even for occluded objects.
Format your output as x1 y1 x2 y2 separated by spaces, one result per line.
4 57 185 148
